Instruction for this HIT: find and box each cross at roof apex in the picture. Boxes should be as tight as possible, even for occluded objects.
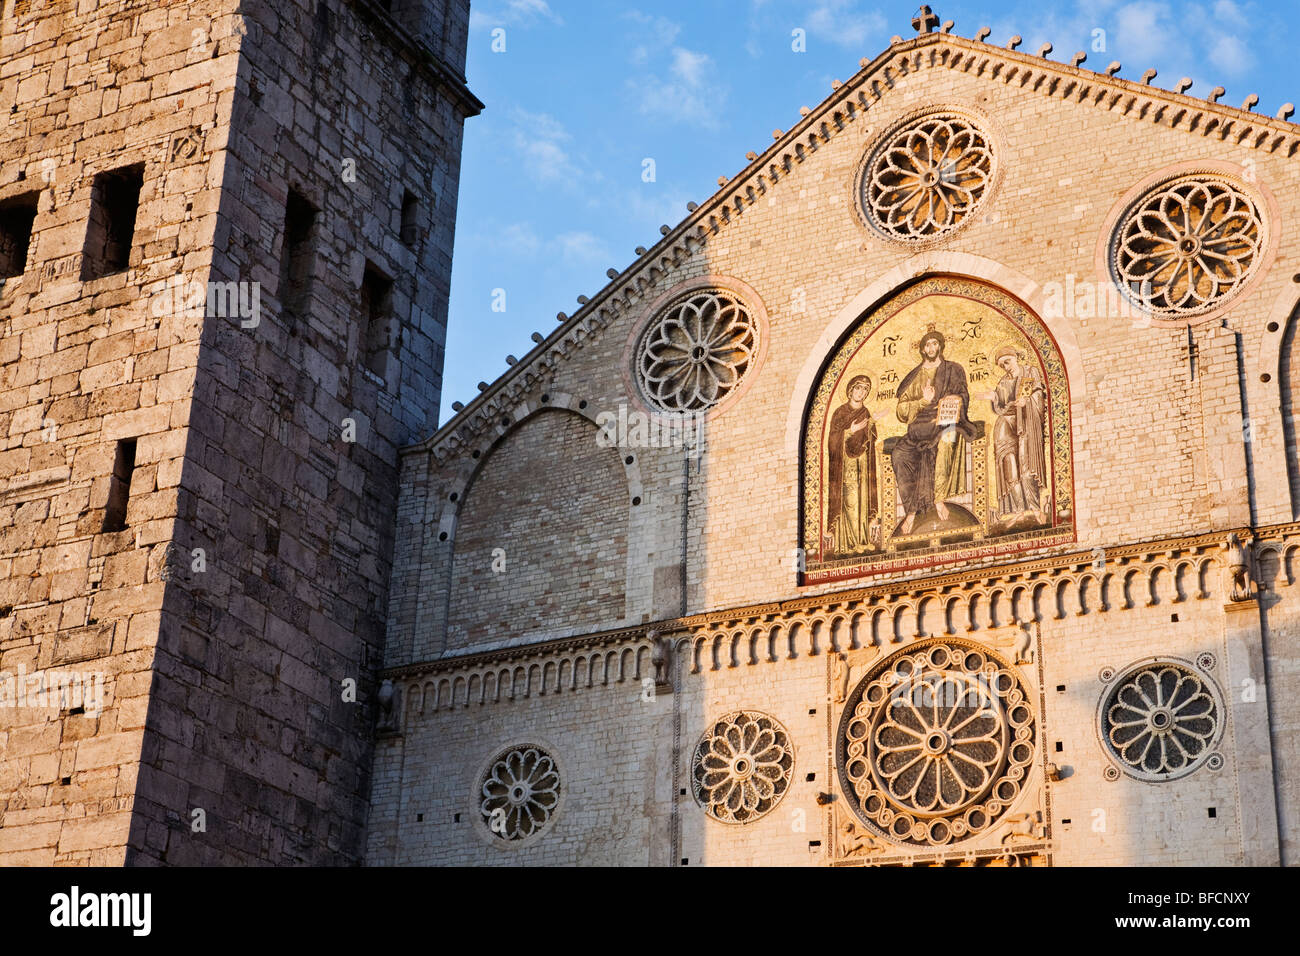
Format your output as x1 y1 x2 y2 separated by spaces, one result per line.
912 5 940 35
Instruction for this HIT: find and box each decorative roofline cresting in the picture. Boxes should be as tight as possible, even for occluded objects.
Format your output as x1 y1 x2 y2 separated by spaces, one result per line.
412 18 1300 467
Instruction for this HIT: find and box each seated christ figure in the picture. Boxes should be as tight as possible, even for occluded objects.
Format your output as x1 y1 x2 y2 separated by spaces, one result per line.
890 327 977 535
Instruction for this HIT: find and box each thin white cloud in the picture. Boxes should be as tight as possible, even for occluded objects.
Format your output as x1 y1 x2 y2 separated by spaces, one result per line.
805 1 887 51
1101 0 1252 82
1208 34 1250 74
469 0 562 30
1211 0 1249 28
554 231 612 264
671 48 711 87
477 223 610 266
1111 1 1176 66
506 108 581 184
625 10 682 64
631 46 726 129
621 9 725 128
496 222 541 256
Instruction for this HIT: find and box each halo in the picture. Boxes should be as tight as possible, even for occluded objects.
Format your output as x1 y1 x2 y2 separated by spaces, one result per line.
845 374 872 399
991 344 1021 366
914 327 945 353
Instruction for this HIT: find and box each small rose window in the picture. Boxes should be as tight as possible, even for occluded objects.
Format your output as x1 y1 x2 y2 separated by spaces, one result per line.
636 290 757 413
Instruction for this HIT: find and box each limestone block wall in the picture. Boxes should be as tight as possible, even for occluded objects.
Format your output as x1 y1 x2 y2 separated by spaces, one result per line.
367 638 672 866
1254 536 1300 865
124 0 478 864
0 0 242 865
446 409 630 652
397 0 470 79
1279 307 1300 518
374 543 1277 865
390 36 1298 664
0 0 477 866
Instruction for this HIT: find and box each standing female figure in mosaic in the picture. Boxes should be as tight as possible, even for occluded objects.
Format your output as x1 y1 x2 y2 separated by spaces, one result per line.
826 375 879 554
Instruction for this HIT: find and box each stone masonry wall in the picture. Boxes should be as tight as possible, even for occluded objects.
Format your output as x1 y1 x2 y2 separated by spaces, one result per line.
446 409 629 653
377 34 1297 865
123 0 477 864
0 0 476 866
1257 539 1300 864
0 0 242 865
390 39 1298 660
376 557 1278 865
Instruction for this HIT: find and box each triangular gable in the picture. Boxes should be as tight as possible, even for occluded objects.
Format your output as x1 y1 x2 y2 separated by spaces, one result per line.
416 25 1299 464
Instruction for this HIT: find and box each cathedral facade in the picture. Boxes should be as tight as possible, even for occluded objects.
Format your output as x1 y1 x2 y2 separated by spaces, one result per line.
368 18 1299 866
2 1 1298 868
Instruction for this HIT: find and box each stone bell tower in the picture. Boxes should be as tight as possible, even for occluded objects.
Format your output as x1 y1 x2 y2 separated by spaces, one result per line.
0 0 478 865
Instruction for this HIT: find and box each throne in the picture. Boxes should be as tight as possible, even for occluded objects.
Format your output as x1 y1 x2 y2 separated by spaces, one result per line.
879 416 987 552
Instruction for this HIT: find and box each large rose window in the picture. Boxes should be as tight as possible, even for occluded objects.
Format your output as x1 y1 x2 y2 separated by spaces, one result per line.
1111 176 1263 319
636 290 757 413
479 745 560 840
860 111 995 241
1100 661 1222 780
692 711 794 824
837 640 1036 846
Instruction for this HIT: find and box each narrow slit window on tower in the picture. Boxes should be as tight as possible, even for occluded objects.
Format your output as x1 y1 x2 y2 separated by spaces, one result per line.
0 191 39 280
278 189 318 325
360 263 395 380
400 190 420 248
81 164 144 280
102 437 137 533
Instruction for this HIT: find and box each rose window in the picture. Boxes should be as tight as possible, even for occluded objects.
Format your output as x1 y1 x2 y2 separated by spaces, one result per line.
479 746 560 840
637 290 757 413
1111 176 1263 319
692 711 794 824
1100 662 1222 780
861 111 995 241
836 640 1036 847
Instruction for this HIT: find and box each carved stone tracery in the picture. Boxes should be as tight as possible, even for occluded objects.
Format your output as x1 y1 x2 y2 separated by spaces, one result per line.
837 639 1035 847
478 745 561 840
860 111 995 241
692 711 794 824
1111 175 1264 319
636 290 758 413
1099 661 1222 780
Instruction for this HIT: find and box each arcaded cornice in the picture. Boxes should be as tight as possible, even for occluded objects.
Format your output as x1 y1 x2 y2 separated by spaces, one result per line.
382 522 1300 682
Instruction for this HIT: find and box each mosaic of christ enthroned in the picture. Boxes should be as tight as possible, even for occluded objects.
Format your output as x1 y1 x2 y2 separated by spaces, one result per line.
802 276 1075 583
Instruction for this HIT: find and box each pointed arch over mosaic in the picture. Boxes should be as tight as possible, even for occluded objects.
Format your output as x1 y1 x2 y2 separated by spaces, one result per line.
802 276 1075 583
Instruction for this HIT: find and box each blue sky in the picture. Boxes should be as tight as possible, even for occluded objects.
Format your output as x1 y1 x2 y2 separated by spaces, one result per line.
440 0 1293 425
